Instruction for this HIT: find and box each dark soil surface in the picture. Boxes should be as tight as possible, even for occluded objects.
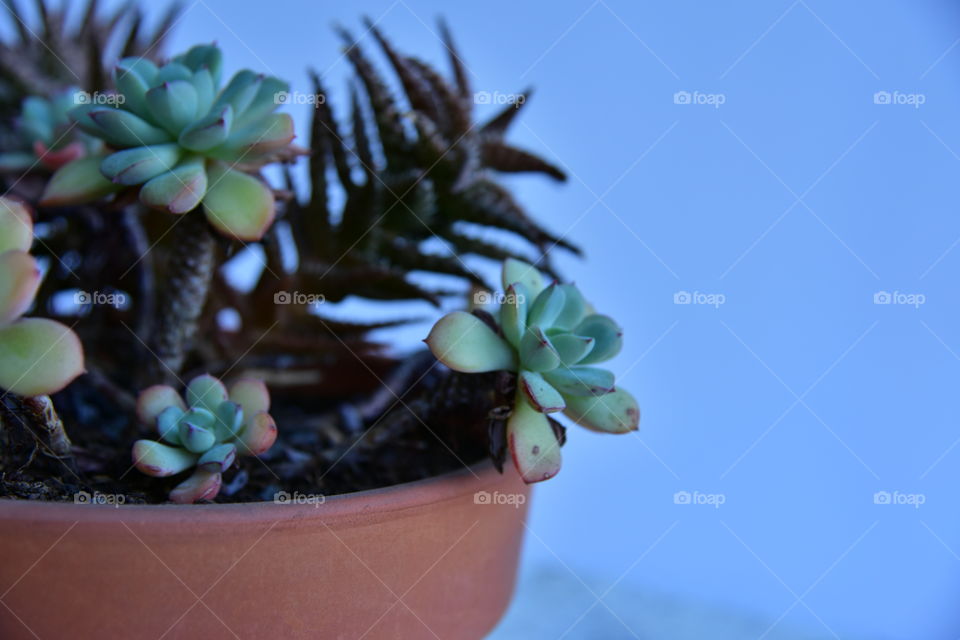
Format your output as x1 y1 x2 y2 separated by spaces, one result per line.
0 352 515 505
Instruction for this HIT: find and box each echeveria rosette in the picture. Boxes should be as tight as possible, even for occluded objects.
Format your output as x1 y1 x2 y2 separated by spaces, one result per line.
0 88 100 172
133 374 278 503
0 197 85 397
425 258 639 483
40 44 296 241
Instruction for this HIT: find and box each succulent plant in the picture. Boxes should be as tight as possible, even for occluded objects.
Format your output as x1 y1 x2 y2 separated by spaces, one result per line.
40 44 296 241
0 88 102 172
0 196 85 396
426 258 639 483
132 374 278 503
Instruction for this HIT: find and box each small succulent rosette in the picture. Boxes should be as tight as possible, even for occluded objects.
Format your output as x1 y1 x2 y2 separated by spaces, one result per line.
41 44 295 241
0 88 101 172
133 375 278 503
0 197 85 396
426 258 639 483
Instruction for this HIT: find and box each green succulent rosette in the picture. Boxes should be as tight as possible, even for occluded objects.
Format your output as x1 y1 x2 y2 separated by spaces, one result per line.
133 375 278 503
41 45 295 241
426 258 639 483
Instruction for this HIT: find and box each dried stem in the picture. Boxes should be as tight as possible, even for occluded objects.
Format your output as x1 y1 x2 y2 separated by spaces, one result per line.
143 211 217 386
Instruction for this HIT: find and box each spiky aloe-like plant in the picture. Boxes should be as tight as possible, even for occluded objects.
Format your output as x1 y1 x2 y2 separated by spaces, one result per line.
0 0 181 126
0 196 84 397
133 374 277 503
426 259 639 482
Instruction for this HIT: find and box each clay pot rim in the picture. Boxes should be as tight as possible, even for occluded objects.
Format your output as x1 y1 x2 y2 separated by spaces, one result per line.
0 458 511 528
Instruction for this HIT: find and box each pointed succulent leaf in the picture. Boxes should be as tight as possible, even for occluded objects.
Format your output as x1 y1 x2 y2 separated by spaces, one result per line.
0 251 40 325
113 59 155 119
179 105 233 151
21 97 52 142
564 388 640 434
0 198 33 253
189 68 217 118
100 144 182 185
519 327 561 372
139 159 208 214
234 411 277 456
178 407 216 431
527 282 565 328
145 80 199 134
213 401 244 440
132 440 197 477
519 370 565 413
0 318 84 396
234 76 289 126
40 156 123 206
34 140 85 171
500 283 527 348
508 392 562 483
186 374 228 411
550 333 595 365
176 44 223 84
197 443 237 473
87 108 171 146
554 284 588 331
155 62 193 84
223 112 294 151
202 163 276 241
426 311 517 373
214 70 262 115
575 314 623 364
135 384 186 425
179 421 216 453
156 406 184 445
229 378 271 417
169 468 222 504
501 258 543 298
543 366 616 397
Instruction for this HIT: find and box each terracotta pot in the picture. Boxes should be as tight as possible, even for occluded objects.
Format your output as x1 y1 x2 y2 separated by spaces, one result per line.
0 460 530 639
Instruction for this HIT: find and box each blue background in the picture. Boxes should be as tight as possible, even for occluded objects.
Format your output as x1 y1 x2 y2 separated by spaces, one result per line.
71 1 960 637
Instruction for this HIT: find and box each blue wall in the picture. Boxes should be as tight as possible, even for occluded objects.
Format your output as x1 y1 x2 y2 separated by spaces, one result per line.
121 1 960 637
